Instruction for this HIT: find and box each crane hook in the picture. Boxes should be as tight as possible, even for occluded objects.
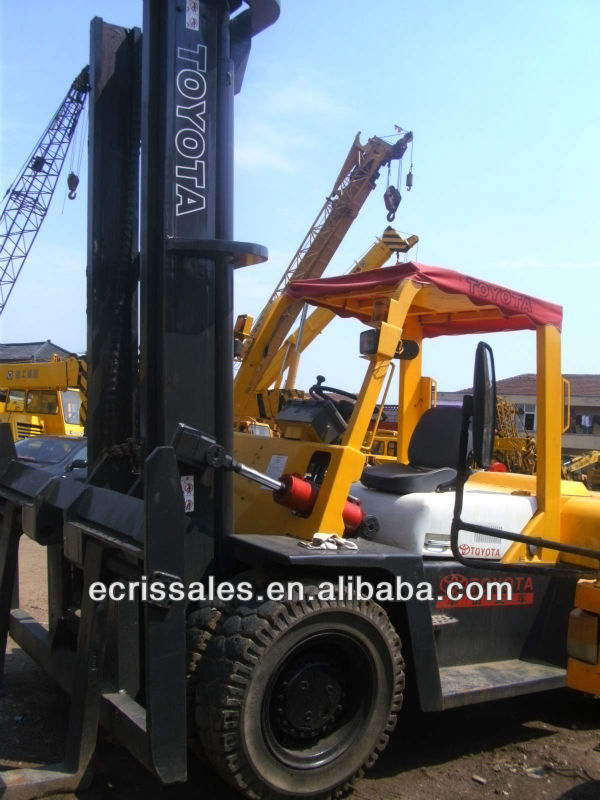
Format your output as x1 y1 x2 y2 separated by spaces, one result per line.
67 171 79 200
383 185 401 222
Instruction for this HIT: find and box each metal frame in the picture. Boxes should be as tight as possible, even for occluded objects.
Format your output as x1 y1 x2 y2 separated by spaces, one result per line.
86 19 141 468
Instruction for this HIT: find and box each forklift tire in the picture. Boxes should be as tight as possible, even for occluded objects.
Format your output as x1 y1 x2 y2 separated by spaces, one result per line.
186 603 223 761
191 588 404 799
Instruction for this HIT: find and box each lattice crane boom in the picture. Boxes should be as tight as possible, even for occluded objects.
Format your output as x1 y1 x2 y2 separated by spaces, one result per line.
0 66 90 315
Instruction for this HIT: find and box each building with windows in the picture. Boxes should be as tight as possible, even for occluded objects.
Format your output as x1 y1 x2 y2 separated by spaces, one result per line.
436 374 600 455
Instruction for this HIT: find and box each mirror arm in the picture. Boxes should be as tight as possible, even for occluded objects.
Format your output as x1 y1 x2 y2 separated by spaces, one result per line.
450 395 472 555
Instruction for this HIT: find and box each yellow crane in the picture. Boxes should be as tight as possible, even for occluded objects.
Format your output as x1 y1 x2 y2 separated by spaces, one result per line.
494 397 599 490
0 354 85 439
494 397 536 473
234 131 413 418
235 225 417 422
562 450 600 489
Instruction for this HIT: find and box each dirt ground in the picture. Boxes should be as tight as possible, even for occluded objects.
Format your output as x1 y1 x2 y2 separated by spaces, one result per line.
1 538 600 800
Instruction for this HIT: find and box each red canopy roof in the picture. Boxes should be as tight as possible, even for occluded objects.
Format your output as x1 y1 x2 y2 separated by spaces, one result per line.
285 262 562 337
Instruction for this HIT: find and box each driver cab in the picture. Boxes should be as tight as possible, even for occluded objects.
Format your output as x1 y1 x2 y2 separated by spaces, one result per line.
232 261 565 559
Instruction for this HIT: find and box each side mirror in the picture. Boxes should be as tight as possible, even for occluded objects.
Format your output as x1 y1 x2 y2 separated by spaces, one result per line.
472 341 496 469
395 339 420 361
359 329 420 360
68 458 87 471
451 342 499 566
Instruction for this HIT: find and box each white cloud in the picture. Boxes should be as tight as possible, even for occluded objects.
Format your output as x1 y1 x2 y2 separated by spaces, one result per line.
235 141 298 174
261 79 353 119
234 73 352 176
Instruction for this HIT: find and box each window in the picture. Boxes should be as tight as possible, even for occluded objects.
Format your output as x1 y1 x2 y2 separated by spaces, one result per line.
26 390 59 415
60 390 82 425
15 437 83 465
248 422 271 437
523 403 536 432
371 440 384 455
387 441 397 457
5 389 25 412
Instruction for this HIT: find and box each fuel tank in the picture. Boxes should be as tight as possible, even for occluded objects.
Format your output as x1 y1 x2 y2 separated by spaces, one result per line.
350 483 537 560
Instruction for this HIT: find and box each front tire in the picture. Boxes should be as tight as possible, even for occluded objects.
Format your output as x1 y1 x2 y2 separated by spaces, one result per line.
191 587 404 799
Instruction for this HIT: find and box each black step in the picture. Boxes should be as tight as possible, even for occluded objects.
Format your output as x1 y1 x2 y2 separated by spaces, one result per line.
440 659 565 709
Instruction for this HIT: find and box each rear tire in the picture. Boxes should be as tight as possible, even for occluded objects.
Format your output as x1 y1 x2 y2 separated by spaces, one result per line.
191 586 404 799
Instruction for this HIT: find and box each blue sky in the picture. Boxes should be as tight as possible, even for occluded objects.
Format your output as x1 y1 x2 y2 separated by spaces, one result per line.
1 1 598 393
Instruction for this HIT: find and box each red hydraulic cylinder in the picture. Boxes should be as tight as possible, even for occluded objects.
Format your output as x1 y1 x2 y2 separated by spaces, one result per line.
273 473 365 534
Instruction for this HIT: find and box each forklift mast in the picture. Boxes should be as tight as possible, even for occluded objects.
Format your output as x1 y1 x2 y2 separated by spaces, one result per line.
0 2 279 797
87 2 275 570
139 0 268 573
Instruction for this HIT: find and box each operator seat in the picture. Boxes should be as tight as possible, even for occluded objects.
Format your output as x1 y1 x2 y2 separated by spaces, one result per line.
360 406 464 495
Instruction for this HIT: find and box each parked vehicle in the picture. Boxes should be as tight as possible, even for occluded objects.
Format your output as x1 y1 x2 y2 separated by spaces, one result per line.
15 435 87 481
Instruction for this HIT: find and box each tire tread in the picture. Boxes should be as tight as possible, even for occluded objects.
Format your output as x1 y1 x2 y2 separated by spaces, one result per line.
188 582 405 800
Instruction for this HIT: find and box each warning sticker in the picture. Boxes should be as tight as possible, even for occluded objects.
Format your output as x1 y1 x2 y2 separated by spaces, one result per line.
263 455 288 488
181 475 195 512
186 0 200 31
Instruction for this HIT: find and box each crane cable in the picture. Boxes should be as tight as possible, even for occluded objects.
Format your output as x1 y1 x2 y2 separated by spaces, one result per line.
406 138 414 191
62 102 88 211
66 100 88 200
383 126 411 222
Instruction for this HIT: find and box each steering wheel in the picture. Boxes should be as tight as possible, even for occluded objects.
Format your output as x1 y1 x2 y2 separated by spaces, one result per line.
309 376 387 426
308 375 351 430
310 375 356 401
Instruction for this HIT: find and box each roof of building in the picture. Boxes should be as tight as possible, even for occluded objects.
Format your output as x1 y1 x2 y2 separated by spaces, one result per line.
0 341 73 363
456 373 600 398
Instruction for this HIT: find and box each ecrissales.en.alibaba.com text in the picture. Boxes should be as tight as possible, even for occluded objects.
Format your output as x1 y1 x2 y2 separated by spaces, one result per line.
88 575 514 605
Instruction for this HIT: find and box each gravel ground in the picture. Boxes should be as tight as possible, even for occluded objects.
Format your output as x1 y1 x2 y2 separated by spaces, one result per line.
1 537 599 799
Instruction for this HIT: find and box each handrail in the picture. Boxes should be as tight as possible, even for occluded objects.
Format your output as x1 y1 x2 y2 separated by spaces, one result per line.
363 361 396 452
562 376 571 433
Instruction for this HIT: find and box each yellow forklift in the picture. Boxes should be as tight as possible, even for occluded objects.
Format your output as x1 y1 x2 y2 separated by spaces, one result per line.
205 260 600 795
1 4 600 800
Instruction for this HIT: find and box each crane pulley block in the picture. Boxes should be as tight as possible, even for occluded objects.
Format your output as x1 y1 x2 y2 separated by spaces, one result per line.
384 184 402 222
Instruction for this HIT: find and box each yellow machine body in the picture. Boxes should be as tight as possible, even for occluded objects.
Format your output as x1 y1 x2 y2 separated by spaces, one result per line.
232 260 600 695
567 581 600 695
0 355 85 439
